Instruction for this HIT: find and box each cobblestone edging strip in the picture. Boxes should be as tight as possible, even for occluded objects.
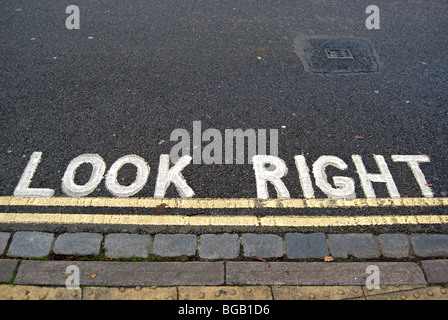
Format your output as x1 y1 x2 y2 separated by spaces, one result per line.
5 232 54 258
0 232 10 255
1 259 446 287
420 260 448 284
13 261 225 287
0 260 17 283
1 231 447 260
226 262 427 286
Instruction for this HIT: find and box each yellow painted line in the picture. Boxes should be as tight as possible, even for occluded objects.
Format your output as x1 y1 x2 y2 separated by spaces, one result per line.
0 196 446 227
259 214 448 227
0 196 447 209
0 213 447 227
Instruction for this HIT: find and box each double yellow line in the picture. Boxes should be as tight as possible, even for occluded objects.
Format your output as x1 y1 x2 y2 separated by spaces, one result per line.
0 196 447 227
1 196 447 209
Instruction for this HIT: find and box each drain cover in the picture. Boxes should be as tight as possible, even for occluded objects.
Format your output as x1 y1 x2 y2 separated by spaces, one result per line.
294 36 381 74
325 48 354 59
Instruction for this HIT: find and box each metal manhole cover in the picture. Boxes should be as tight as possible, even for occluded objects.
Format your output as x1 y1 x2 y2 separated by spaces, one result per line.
294 36 381 74
325 48 354 59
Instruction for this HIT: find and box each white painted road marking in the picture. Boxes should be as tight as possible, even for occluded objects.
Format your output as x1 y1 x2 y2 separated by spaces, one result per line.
294 155 315 199
154 155 195 198
12 152 436 199
391 155 433 197
252 155 290 199
105 155 150 197
61 154 106 197
352 155 400 198
312 155 355 199
13 152 54 198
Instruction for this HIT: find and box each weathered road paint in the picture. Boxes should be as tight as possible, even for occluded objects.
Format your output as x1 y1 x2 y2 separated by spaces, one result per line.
105 155 150 197
391 155 433 197
12 152 435 200
1 196 447 209
13 152 55 198
0 212 446 227
252 154 433 200
154 154 194 198
61 154 106 197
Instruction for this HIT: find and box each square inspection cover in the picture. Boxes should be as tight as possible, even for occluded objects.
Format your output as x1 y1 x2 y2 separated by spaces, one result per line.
294 36 381 74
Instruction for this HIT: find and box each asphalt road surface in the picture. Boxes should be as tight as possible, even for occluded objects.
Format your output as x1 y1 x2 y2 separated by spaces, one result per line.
1 0 447 233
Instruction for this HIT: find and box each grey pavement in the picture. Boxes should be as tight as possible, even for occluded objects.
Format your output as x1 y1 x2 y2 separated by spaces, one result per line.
199 234 240 259
412 234 448 257
104 233 152 259
1 231 447 260
1 230 447 299
153 234 197 257
329 234 380 259
225 262 427 286
1 258 446 287
7 232 54 258
379 234 410 258
0 233 10 255
53 233 102 256
242 234 283 258
285 233 329 259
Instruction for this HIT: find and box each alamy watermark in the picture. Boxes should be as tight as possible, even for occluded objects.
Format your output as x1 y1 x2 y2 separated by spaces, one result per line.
366 265 380 290
65 265 80 289
169 121 279 165
366 5 380 30
66 5 379 31
65 5 80 30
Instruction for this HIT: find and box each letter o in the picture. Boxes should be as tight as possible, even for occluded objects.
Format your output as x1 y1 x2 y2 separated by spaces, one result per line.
61 154 106 197
105 155 150 197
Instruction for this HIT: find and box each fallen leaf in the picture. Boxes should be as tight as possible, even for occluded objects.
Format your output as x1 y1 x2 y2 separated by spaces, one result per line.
60 275 70 279
324 256 334 262
90 273 96 279
251 256 270 267
155 203 167 213
247 47 267 55
355 136 364 140
251 256 266 262
425 183 433 187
